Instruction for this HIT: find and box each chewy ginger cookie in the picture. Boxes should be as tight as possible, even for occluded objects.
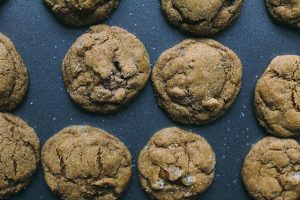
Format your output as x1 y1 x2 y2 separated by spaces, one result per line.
44 0 119 26
266 0 300 28
152 39 242 125
161 0 244 36
0 113 40 199
242 137 300 200
138 127 216 200
62 25 151 113
254 55 300 137
0 33 28 111
41 125 132 200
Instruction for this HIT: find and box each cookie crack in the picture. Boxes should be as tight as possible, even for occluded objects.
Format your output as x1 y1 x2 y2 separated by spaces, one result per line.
63 0 112 14
148 140 212 188
256 147 299 198
161 42 237 120
66 30 143 107
170 0 240 29
256 91 297 135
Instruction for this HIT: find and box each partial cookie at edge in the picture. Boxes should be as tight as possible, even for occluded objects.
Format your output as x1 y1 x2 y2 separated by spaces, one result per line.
43 0 119 26
242 137 300 200
0 113 40 199
161 0 244 36
254 55 300 137
0 33 28 111
266 0 300 28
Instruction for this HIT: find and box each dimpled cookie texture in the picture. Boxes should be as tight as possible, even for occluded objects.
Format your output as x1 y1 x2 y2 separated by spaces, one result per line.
266 0 300 28
242 137 300 200
161 0 243 36
41 125 132 200
0 113 40 199
44 0 119 26
152 39 242 125
255 55 300 137
62 25 151 113
138 127 216 200
0 33 28 111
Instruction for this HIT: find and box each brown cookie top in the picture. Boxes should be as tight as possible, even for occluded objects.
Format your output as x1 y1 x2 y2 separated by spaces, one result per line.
41 125 132 200
0 113 40 199
255 55 300 137
44 0 119 26
62 25 151 113
266 0 300 28
152 39 242 125
0 33 28 111
161 0 243 36
242 137 300 200
138 127 216 200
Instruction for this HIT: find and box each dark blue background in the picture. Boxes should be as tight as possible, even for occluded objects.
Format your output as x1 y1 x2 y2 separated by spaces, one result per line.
0 0 299 199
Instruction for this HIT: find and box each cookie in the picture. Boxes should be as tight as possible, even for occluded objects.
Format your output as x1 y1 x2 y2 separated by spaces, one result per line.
0 113 40 199
242 137 300 200
152 39 242 125
62 25 151 113
161 0 243 36
44 0 119 26
254 55 300 137
266 0 300 28
0 33 28 111
138 127 216 200
41 125 132 200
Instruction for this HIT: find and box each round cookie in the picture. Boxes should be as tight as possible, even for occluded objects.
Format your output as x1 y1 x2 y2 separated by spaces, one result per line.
0 33 28 111
152 39 242 125
62 25 151 113
266 0 300 28
0 113 40 198
41 125 132 200
138 127 216 200
254 55 300 137
161 0 243 36
44 0 119 26
242 137 300 200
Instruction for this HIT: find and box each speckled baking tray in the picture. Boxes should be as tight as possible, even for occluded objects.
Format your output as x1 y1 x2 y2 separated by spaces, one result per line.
0 0 299 199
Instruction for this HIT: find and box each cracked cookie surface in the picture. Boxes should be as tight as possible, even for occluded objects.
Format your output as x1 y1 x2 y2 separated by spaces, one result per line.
161 0 243 36
266 0 300 28
41 125 132 200
138 127 216 200
0 113 40 199
0 33 28 111
44 0 119 26
152 39 242 125
62 25 151 113
255 55 300 137
242 137 300 200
